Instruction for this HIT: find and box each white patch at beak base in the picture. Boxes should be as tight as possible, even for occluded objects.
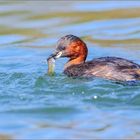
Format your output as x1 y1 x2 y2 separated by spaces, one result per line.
55 51 62 59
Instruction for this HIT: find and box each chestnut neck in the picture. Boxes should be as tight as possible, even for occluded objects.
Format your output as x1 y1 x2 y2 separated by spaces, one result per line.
63 38 88 70
64 55 86 70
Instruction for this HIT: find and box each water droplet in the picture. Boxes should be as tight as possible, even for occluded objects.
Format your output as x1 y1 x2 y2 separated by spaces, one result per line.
93 95 97 99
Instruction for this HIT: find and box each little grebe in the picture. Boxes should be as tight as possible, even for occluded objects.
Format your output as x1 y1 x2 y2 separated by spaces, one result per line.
47 35 140 81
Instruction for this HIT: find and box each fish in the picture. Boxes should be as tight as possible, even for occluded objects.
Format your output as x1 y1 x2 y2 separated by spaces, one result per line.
47 57 55 76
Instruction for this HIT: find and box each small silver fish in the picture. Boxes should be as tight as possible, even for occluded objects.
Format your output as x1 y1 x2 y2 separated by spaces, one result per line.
47 51 62 76
47 57 55 76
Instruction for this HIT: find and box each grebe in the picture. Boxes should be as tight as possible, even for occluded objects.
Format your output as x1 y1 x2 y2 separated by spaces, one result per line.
47 35 140 82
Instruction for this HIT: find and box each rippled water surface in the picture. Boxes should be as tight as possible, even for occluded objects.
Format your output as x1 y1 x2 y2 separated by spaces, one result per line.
0 1 140 139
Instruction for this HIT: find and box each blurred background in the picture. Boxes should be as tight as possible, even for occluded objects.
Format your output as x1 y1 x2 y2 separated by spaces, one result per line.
1 1 140 49
0 1 140 139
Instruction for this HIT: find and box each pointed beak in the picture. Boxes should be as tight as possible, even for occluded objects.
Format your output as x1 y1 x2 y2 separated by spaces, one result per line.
47 51 63 61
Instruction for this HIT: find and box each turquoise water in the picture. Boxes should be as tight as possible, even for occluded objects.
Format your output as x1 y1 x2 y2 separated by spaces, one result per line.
0 1 140 139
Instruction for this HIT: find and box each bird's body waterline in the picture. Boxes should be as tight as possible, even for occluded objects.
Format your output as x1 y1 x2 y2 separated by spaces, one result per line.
47 35 140 82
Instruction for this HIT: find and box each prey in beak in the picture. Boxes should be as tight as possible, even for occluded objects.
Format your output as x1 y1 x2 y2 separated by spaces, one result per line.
47 51 63 76
47 51 63 61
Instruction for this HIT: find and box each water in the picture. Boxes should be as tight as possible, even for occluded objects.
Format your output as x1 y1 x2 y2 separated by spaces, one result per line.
0 1 140 139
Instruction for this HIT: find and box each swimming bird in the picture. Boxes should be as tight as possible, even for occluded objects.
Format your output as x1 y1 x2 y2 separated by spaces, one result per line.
47 35 140 82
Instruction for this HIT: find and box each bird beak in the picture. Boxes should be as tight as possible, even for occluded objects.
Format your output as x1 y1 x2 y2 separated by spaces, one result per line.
54 51 63 59
47 51 63 61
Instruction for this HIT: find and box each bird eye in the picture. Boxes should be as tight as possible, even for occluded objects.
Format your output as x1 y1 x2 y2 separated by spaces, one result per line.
61 46 66 50
57 45 66 51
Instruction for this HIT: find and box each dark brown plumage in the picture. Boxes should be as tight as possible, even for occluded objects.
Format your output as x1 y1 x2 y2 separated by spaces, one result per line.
64 57 140 81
